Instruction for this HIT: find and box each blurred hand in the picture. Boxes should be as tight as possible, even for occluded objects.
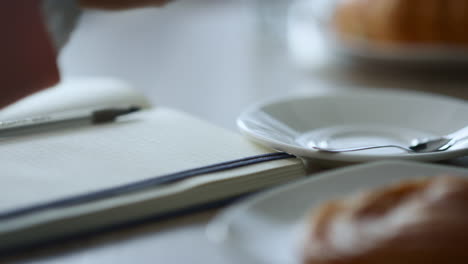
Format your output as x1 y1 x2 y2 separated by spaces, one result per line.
78 0 171 9
0 1 59 108
0 0 171 109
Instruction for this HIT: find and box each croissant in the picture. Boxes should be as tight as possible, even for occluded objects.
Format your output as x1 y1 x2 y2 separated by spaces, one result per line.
302 176 468 264
333 0 468 47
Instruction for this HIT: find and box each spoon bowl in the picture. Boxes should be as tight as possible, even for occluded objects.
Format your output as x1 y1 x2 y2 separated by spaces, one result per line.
314 126 467 154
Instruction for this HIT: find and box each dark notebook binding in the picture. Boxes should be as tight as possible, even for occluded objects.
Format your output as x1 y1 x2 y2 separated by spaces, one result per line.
0 152 296 221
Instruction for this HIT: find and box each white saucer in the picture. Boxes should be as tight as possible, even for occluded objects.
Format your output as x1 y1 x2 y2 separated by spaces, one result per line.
207 161 468 264
237 89 468 165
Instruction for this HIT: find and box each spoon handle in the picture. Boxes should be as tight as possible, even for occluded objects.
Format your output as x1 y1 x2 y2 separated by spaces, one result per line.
313 145 412 153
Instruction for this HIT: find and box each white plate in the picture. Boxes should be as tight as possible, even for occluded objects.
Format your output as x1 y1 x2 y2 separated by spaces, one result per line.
237 89 468 165
288 0 468 68
207 161 468 264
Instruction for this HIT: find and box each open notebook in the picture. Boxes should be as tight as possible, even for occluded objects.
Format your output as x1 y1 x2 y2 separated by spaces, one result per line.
0 78 306 252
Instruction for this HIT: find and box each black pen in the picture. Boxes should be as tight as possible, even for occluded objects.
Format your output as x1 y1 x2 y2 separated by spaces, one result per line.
0 106 140 137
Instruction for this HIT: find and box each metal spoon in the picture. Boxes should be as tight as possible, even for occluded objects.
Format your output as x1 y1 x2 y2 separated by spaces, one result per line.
410 125 468 152
313 125 468 154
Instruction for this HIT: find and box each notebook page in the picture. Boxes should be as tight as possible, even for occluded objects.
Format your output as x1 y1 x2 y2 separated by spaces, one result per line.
0 108 297 212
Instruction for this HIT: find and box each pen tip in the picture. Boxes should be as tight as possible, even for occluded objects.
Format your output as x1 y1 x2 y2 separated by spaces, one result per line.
92 106 142 123
127 106 141 113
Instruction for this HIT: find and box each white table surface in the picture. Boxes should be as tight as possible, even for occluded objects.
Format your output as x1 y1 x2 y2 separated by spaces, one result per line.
60 0 274 132
58 0 468 132
11 0 468 263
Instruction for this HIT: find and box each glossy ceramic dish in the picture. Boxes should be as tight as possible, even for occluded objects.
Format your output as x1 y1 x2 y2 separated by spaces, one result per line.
207 161 468 264
237 89 468 165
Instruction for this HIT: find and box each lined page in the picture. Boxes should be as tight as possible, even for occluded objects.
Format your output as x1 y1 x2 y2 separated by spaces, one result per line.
1 108 301 212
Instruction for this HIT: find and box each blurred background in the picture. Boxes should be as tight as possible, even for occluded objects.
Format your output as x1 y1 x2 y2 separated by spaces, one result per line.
60 0 468 130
